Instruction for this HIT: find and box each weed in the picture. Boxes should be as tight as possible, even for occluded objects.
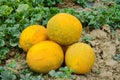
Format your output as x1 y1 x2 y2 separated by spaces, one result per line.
113 53 120 61
49 66 73 79
82 36 92 43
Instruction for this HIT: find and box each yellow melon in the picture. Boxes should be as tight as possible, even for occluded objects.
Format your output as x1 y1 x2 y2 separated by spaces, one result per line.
19 25 47 52
47 13 82 45
65 42 95 74
26 41 64 73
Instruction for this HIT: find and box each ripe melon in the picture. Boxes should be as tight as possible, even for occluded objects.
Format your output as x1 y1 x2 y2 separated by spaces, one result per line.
47 13 82 45
26 41 64 73
65 42 95 74
19 25 48 52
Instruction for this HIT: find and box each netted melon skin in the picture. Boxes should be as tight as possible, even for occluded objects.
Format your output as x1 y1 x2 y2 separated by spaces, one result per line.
26 41 64 73
65 42 96 74
47 13 82 45
20 25 47 52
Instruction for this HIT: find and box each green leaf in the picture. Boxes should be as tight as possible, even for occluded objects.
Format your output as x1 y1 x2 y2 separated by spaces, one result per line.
20 73 44 80
48 70 56 77
11 29 20 38
0 47 9 55
0 32 5 38
5 18 15 24
55 72 64 78
6 60 17 69
0 0 2 5
33 14 42 20
0 39 5 47
49 67 73 79
16 4 29 12
9 39 18 47
82 36 92 43
0 47 9 59
113 53 120 61
1 70 16 80
0 5 13 16
42 19 49 26
0 66 5 72
73 0 87 7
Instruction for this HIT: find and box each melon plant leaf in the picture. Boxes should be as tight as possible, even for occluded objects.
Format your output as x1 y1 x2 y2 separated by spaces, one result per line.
0 47 9 59
11 29 20 38
9 39 18 47
113 53 120 61
48 70 56 77
0 5 13 17
16 4 29 12
0 39 5 47
0 47 9 55
0 70 16 80
55 72 65 78
5 18 16 24
0 32 5 38
0 66 5 72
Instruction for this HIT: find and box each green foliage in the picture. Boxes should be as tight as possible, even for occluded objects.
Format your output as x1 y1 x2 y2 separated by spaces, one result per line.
0 72 16 80
0 0 62 7
16 4 29 12
113 53 120 61
102 0 120 5
0 5 13 17
72 0 87 7
19 74 44 80
0 66 5 72
82 36 92 43
115 0 120 4
72 0 95 7
0 68 44 80
76 3 120 29
6 60 17 69
0 69 16 80
0 66 73 80
0 47 9 60
21 65 33 75
42 0 62 7
49 66 73 79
